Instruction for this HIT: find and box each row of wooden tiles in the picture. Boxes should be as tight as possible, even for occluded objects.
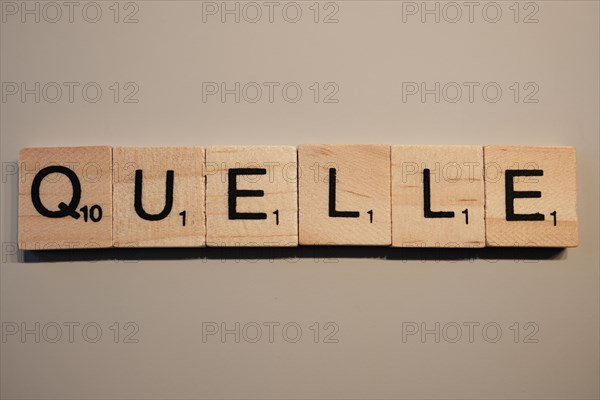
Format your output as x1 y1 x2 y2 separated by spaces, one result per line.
18 145 578 249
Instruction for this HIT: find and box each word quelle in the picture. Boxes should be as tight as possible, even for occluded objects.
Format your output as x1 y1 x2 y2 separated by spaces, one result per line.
17 145 578 249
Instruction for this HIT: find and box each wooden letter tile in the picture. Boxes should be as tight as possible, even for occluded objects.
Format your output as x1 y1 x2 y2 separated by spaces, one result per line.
298 144 391 245
205 146 298 246
391 145 485 248
18 146 113 249
484 146 578 247
113 147 205 247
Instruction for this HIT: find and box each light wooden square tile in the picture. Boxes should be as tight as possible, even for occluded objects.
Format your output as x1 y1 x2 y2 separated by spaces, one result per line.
205 146 298 247
392 145 485 248
18 146 113 249
484 145 578 247
113 147 205 247
298 144 391 245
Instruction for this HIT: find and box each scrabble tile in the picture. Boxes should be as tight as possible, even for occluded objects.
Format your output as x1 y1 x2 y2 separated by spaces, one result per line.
484 146 578 247
205 146 298 247
391 145 485 248
298 144 391 245
113 147 205 247
18 146 113 250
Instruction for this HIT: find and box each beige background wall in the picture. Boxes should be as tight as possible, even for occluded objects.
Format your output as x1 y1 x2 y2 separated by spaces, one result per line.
1 1 599 398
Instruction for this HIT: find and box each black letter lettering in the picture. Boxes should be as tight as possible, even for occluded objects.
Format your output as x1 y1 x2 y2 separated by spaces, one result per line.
31 166 81 219
423 168 454 218
228 168 267 220
505 169 544 221
134 169 174 221
328 168 360 218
